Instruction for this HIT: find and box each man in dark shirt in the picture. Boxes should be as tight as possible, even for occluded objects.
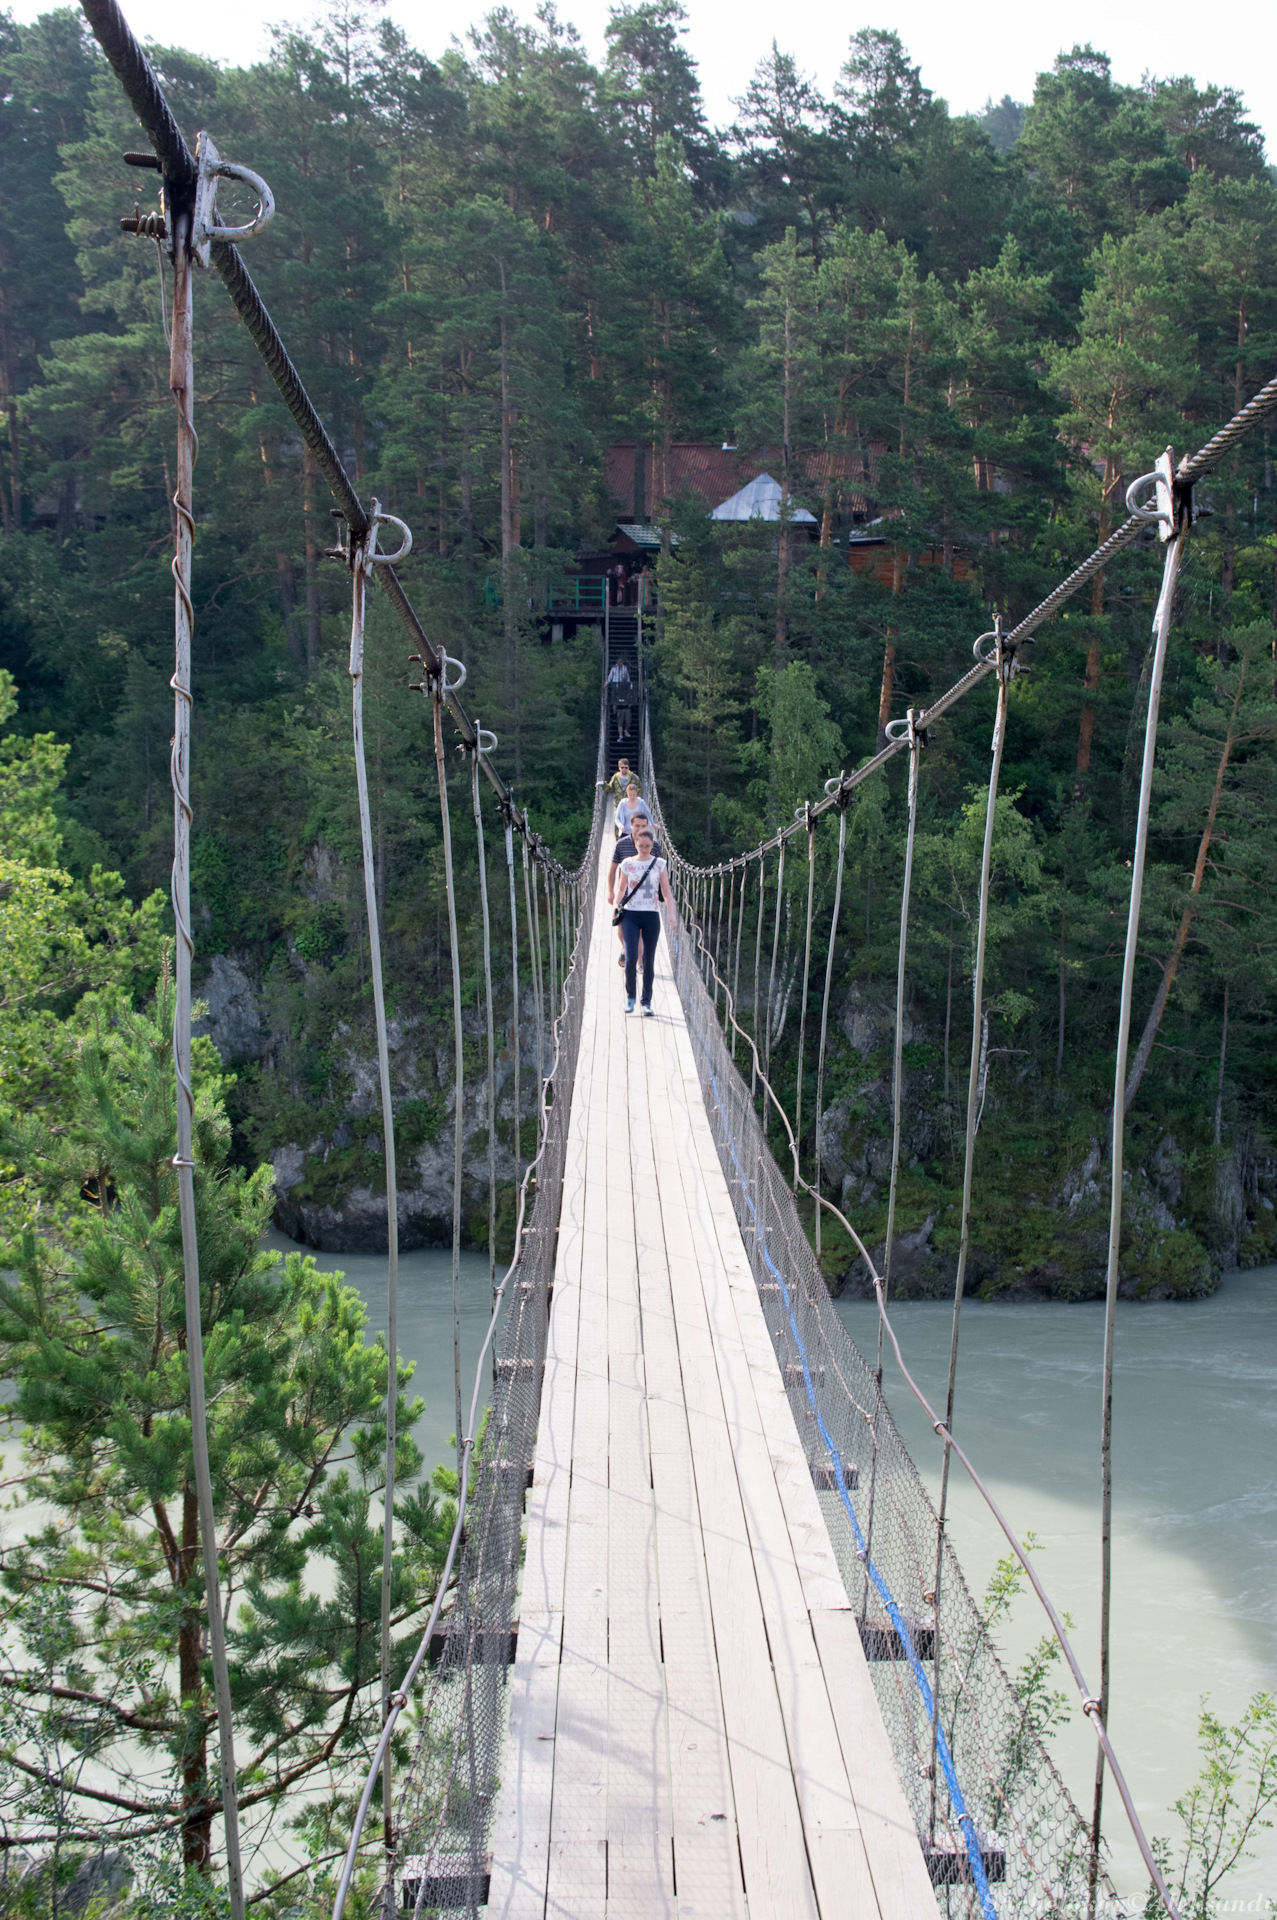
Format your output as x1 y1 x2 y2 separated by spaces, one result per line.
608 806 662 968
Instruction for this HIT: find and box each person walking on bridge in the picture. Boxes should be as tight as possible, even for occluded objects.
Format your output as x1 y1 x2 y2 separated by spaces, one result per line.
607 656 633 740
616 818 675 1016
609 806 661 970
615 778 645 838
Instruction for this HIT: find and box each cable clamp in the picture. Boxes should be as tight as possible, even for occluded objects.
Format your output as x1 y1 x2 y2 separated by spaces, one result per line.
192 130 274 267
367 502 413 567
429 651 467 695
1126 448 1178 540
1081 1696 1102 1718
387 1690 408 1712
171 1154 195 1169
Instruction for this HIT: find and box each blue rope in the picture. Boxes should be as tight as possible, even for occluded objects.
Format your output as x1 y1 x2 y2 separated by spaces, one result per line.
681 981 998 1918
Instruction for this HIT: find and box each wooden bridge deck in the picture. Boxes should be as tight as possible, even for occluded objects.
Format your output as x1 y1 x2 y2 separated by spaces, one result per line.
488 835 937 1918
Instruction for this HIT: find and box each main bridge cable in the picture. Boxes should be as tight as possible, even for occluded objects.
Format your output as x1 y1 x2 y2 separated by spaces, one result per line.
643 751 1182 1920
663 378 1277 893
79 0 583 870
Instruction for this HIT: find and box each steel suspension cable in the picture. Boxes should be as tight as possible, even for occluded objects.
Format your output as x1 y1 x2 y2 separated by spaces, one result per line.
813 791 848 1263
928 628 1013 1833
431 678 466 1480
346 507 411 1878
165 212 245 1920
1091 465 1191 1895
752 852 766 1101
730 863 744 1062
713 872 726 1016
523 836 545 1148
503 816 522 1180
793 807 817 1159
471 742 498 1303
879 713 922 1376
764 839 786 1126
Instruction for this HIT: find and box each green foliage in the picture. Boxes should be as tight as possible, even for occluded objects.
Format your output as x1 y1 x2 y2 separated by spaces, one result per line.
0 976 437 1890
1143 1693 1277 1919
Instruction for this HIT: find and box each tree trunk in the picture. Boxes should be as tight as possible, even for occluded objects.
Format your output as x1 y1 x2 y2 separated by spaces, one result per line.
1076 466 1114 784
776 294 792 662
277 553 303 665
875 637 896 750
1213 984 1229 1146
179 1483 212 1872
1123 661 1246 1112
1056 913 1067 1080
937 940 944 1105
302 446 322 673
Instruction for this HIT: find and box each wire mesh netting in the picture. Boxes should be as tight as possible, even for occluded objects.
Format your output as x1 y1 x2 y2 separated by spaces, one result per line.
387 749 608 1919
643 764 1131 1920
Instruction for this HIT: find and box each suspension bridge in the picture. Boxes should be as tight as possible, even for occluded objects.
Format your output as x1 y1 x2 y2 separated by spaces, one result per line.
65 6 1277 1915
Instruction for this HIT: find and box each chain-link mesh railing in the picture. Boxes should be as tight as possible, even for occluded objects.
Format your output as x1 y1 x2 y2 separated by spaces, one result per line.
643 765 1128 1920
385 735 608 1920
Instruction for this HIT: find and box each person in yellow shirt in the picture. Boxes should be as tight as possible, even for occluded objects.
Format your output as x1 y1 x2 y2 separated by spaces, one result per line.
601 756 638 801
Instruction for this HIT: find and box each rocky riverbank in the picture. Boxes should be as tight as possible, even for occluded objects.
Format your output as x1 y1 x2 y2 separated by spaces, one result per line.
198 952 1277 1296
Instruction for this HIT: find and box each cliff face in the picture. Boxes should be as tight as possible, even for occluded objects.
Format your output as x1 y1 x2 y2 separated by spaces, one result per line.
814 981 1277 1302
196 952 544 1255
199 956 1277 1290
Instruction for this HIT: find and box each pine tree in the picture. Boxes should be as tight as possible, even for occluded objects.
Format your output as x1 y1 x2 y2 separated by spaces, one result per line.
0 976 445 1895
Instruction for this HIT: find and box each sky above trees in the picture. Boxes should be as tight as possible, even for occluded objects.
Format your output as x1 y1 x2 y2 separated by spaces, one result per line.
11 0 1277 154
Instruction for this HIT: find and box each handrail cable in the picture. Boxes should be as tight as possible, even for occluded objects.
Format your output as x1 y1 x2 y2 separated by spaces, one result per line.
346 506 411 1882
430 678 467 1486
646 752 1182 1920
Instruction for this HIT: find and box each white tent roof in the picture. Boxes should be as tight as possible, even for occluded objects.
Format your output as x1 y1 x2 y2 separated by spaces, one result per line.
708 472 818 524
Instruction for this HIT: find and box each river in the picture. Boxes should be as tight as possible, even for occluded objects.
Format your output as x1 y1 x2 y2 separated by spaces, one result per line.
292 1231 1276 1912
834 1267 1277 1911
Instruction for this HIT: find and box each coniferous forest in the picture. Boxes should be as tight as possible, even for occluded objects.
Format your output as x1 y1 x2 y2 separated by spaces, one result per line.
2 7 1277 1903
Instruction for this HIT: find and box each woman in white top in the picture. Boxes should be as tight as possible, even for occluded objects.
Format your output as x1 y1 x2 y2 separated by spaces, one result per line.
615 818 676 1014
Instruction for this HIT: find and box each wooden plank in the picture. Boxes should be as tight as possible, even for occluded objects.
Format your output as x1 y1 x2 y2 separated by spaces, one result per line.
625 980 748 1918
602 925 677 1915
810 1608 939 1918
632 990 823 1920
487 1610 563 1919
492 837 612 1917
497 833 934 1920
648 954 887 1918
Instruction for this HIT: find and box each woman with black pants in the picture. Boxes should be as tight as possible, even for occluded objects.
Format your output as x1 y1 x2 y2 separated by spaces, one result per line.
615 819 676 1015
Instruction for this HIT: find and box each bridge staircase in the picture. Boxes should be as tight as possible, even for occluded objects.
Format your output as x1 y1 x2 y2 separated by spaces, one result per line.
605 610 641 770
